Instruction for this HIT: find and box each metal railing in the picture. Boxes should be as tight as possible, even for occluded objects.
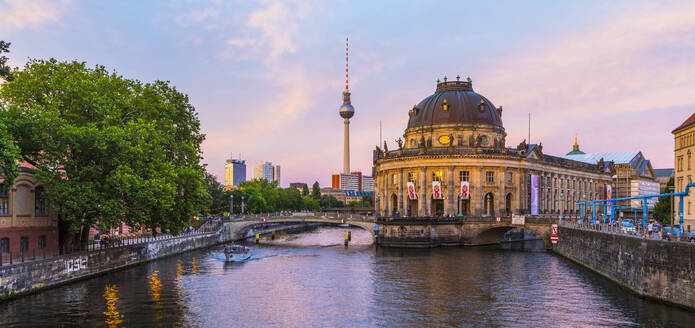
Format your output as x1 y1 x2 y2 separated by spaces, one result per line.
560 220 692 243
0 221 226 267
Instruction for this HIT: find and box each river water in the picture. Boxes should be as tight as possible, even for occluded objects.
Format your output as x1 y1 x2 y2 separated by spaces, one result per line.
1 227 693 327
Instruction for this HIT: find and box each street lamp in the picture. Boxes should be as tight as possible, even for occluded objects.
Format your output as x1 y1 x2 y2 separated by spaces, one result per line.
669 185 675 236
230 194 234 217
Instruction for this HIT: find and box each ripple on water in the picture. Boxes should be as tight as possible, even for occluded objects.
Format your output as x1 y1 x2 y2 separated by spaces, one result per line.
0 231 694 327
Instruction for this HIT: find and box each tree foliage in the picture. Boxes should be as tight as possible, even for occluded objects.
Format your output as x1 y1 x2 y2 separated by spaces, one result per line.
653 178 674 224
200 177 327 215
0 41 20 184
0 40 13 81
0 59 207 244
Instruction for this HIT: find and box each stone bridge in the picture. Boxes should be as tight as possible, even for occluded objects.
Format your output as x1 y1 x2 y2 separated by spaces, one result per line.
377 216 558 248
228 214 377 241
228 214 558 248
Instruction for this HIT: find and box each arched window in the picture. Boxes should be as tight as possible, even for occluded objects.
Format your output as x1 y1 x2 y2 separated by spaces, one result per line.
505 193 512 216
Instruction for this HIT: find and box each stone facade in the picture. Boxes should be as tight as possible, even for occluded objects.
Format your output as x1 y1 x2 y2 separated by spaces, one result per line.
554 226 695 310
0 164 59 260
374 80 613 217
673 113 695 231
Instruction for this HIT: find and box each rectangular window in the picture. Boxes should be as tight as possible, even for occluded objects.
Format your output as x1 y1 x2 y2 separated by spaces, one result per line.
407 172 416 182
392 174 398 185
0 238 9 253
459 171 469 182
38 235 46 250
35 186 47 216
486 171 494 183
0 183 8 215
20 236 29 253
432 171 443 182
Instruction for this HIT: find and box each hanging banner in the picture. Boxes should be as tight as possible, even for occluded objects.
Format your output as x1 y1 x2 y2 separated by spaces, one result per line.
606 184 613 214
459 181 470 200
407 182 417 200
530 175 539 215
432 181 442 199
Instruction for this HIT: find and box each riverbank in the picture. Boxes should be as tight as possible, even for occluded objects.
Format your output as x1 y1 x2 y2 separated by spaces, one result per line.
0 225 232 302
553 226 695 311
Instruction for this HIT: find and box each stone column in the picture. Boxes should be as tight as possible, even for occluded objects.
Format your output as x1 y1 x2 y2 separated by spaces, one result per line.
499 168 506 216
446 166 456 216
425 168 432 216
398 168 405 216
475 167 484 216
418 167 426 216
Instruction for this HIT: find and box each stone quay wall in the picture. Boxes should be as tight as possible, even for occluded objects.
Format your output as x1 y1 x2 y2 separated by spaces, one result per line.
0 224 231 300
554 227 695 310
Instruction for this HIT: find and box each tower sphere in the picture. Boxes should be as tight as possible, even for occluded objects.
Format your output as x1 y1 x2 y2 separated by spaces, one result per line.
339 103 355 119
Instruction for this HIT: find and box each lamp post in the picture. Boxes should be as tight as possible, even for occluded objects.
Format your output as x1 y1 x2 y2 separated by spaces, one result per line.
669 185 675 237
241 196 245 215
230 194 234 217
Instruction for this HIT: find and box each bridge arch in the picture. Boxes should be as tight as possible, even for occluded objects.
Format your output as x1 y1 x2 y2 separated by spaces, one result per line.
468 224 551 248
229 217 377 241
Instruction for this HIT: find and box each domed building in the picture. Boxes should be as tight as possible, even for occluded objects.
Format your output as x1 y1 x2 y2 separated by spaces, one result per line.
373 77 614 217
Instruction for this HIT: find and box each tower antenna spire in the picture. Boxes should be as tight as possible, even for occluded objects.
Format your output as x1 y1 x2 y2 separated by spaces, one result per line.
345 36 349 91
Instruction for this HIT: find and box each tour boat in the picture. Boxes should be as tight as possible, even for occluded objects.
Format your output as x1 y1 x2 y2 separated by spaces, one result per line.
224 244 252 262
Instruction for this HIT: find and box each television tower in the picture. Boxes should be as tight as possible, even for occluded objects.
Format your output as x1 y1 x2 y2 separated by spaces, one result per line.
339 37 354 174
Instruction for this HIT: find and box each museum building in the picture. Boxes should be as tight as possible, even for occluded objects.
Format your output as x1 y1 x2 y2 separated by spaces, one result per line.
373 78 614 217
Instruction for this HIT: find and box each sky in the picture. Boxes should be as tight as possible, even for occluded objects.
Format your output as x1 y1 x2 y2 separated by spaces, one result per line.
1 0 692 186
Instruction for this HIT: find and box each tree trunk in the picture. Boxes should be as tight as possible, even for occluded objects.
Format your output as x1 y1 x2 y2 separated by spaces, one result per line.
79 224 90 250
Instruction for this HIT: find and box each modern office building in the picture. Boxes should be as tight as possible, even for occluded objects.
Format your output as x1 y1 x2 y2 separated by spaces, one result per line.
331 171 374 192
673 113 695 231
654 168 674 192
561 149 659 211
253 162 280 185
224 154 246 186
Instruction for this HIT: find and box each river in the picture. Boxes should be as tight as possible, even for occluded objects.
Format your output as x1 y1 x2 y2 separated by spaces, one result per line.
1 227 693 327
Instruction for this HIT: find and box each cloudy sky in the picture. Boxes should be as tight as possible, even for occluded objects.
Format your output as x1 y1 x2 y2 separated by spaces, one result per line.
2 0 691 186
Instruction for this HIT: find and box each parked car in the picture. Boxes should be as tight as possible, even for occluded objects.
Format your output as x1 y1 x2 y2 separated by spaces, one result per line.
621 219 635 233
688 230 695 243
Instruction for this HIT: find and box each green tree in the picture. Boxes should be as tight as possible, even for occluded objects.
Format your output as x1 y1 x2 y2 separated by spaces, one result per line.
0 41 20 183
0 40 13 81
653 178 674 224
301 184 309 196
311 181 320 199
0 59 207 246
0 118 21 184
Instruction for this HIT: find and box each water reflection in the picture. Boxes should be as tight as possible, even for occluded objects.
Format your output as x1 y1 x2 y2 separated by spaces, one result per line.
1 228 694 327
102 284 122 327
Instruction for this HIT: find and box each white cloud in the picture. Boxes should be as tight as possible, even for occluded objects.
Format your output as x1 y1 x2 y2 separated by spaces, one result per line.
0 0 71 33
222 0 312 63
482 2 695 129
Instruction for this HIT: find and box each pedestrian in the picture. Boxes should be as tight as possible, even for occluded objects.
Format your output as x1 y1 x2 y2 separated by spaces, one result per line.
647 222 653 238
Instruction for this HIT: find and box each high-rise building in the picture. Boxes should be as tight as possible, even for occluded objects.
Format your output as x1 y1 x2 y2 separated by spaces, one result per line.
331 171 374 192
224 153 246 186
253 162 280 185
